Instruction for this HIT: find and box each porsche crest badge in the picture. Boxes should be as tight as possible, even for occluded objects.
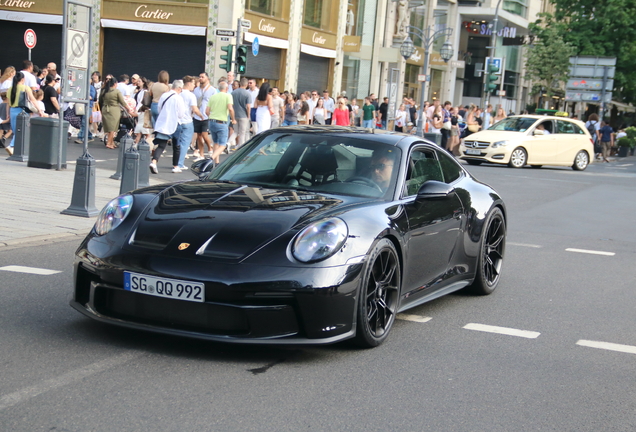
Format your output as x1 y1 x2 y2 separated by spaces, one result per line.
178 243 190 250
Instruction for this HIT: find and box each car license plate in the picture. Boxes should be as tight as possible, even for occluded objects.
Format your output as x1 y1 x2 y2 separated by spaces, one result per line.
124 272 205 303
466 149 482 155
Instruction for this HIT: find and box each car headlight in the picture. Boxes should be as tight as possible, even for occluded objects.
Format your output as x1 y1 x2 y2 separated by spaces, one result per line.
292 218 348 263
94 194 133 236
492 140 508 148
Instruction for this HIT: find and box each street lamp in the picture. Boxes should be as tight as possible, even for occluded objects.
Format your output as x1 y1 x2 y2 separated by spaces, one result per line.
400 37 415 61
403 25 453 137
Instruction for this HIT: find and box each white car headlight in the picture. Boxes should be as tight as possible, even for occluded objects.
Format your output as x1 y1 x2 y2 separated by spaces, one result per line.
492 140 508 148
292 218 348 263
94 194 133 236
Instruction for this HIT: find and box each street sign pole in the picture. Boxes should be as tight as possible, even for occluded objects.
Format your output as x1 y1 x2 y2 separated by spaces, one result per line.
61 0 98 217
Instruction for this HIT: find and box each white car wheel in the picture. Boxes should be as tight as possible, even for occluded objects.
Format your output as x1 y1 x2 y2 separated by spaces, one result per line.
573 151 589 171
508 147 527 168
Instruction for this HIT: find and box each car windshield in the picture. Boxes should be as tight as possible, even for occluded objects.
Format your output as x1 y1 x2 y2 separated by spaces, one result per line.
489 117 538 132
208 131 402 199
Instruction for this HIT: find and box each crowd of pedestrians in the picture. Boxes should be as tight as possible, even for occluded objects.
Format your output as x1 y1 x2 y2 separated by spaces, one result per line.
9 62 627 172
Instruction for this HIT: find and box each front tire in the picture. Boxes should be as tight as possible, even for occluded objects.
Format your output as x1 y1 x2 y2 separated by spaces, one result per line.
572 150 589 171
468 207 506 295
508 147 527 168
354 239 401 348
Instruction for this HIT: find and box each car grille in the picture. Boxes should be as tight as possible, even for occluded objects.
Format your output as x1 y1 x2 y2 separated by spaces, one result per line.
463 141 491 149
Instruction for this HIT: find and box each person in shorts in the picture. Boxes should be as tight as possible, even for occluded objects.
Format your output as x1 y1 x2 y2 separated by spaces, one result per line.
206 81 236 165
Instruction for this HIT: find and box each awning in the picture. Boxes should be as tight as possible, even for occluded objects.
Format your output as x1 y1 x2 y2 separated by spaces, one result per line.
0 10 62 25
610 101 636 112
100 19 205 36
300 43 337 59
244 32 289 50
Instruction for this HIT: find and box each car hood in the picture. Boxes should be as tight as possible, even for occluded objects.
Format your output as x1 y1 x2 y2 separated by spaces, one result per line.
464 130 527 142
128 181 354 260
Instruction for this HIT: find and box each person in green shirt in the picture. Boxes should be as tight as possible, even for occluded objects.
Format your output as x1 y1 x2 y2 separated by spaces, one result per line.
206 81 236 164
362 97 376 129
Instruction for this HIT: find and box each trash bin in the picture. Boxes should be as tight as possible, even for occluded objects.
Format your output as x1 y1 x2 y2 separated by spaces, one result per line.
28 118 69 169
423 133 442 146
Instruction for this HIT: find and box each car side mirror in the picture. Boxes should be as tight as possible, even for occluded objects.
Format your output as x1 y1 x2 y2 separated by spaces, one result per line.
416 180 455 200
190 159 216 179
533 129 544 136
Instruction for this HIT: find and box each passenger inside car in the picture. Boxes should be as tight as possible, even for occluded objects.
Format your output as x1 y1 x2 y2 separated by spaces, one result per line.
535 122 551 134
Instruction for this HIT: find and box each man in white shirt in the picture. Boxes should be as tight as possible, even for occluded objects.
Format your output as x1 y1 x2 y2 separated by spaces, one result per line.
482 104 493 130
21 60 38 91
172 75 203 172
192 72 216 160
322 90 335 125
247 79 259 135
117 75 132 97
150 80 186 174
307 90 319 124
226 71 235 94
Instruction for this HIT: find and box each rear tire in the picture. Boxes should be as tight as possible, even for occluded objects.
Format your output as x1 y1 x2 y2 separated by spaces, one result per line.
468 207 506 295
508 147 527 168
354 239 401 348
572 150 589 171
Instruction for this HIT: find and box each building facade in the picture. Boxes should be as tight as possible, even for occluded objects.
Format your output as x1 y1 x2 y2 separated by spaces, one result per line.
0 0 543 111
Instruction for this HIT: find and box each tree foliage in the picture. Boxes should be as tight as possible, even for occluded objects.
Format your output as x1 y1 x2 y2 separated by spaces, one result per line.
524 25 575 97
531 0 636 103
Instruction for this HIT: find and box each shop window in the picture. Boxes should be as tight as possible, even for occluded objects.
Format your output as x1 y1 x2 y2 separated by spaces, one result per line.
503 0 527 18
248 0 283 18
304 0 332 30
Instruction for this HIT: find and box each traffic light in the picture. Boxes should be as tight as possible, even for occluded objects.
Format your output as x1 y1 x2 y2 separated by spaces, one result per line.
485 61 499 93
236 45 248 75
219 44 233 73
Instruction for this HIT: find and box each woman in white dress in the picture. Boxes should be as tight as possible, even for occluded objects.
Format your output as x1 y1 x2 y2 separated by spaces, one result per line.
394 103 408 132
133 77 153 143
255 82 273 134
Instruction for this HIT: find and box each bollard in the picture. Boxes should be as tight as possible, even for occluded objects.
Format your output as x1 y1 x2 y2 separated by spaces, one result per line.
120 144 139 194
110 133 134 180
61 155 99 217
7 111 30 162
137 136 151 188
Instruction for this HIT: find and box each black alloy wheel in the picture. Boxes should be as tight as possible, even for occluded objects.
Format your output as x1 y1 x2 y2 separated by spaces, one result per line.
354 239 401 347
469 207 506 295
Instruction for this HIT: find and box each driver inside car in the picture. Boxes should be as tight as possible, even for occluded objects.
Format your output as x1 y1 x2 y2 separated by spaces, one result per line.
367 148 397 192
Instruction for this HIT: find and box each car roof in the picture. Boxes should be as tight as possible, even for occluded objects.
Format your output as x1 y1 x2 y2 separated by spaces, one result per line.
264 125 423 148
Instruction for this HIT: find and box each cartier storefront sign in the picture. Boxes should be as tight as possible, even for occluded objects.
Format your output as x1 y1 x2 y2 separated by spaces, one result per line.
102 0 206 26
0 0 62 15
343 35 361 52
244 12 289 40
301 27 337 50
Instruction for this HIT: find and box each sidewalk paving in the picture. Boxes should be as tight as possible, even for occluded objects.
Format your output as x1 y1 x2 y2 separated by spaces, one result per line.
0 157 160 247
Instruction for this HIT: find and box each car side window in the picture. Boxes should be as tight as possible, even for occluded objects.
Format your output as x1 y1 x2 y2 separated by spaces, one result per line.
403 148 444 196
557 120 576 134
537 120 554 134
436 150 463 184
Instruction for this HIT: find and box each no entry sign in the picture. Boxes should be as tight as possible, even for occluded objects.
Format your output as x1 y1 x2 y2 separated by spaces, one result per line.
24 29 37 49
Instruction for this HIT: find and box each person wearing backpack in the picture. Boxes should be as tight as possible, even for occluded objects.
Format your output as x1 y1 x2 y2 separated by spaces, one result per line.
585 113 601 160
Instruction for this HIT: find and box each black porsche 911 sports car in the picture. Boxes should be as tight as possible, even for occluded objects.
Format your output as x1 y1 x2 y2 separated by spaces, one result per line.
72 126 506 347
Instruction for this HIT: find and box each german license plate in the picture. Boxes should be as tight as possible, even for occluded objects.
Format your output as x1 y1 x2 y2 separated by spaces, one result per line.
124 272 204 303
466 148 482 155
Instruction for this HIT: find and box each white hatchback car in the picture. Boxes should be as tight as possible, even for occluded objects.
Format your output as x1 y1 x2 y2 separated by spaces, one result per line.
459 115 594 170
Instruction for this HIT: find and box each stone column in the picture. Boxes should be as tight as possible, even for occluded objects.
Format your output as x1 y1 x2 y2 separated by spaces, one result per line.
285 0 304 93
205 0 221 75
332 0 349 95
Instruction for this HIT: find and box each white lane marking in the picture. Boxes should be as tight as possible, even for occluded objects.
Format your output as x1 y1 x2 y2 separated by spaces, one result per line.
397 314 432 323
0 352 141 411
0 265 62 275
463 323 540 339
508 242 542 248
576 340 636 355
615 164 633 167
565 248 615 256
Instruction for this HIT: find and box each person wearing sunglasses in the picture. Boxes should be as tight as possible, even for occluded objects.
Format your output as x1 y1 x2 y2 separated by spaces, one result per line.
368 148 396 192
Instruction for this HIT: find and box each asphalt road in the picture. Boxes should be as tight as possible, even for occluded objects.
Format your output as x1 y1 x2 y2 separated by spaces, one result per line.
1 156 636 431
